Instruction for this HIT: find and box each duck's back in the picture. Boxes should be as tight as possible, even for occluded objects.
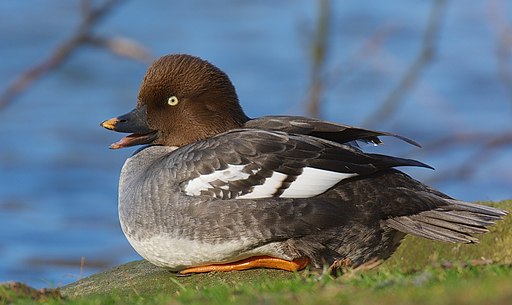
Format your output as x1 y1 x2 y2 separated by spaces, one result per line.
116 127 506 270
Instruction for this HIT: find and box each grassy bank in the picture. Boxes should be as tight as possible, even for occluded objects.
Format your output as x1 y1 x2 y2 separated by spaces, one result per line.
1 200 511 305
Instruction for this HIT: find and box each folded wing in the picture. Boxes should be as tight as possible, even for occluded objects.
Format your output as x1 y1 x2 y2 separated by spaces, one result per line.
168 129 431 200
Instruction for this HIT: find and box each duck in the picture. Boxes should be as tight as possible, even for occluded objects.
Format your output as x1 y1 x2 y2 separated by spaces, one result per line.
101 54 507 274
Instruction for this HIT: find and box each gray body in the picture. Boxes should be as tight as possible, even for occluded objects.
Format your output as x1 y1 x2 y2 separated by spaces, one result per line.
118 140 504 270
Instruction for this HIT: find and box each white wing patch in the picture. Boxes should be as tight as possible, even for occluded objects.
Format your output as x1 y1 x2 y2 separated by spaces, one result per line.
280 167 357 198
185 164 252 196
238 171 288 199
184 164 358 199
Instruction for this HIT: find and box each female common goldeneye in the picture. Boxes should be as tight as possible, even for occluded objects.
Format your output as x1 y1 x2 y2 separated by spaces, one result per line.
101 54 507 274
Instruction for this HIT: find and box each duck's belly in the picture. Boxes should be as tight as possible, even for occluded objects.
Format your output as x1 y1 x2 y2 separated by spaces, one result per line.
124 233 284 270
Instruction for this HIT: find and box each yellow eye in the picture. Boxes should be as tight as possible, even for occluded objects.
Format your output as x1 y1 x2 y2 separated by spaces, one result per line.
167 96 179 106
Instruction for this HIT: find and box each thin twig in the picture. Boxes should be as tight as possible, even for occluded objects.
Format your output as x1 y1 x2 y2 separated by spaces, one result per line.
305 0 331 118
405 133 485 157
328 25 396 87
0 0 151 110
496 28 512 106
84 36 152 62
487 0 512 109
80 256 85 280
363 0 447 128
407 131 512 183
452 132 512 179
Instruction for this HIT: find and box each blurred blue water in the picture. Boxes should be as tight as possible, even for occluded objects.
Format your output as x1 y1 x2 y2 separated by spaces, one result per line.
0 0 511 288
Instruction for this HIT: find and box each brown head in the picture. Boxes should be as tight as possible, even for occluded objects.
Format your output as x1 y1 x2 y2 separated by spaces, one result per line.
101 54 250 148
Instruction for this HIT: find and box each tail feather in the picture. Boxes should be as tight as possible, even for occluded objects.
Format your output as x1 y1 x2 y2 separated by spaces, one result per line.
418 215 489 234
419 221 480 243
386 217 479 243
442 199 507 216
386 196 508 244
426 210 497 227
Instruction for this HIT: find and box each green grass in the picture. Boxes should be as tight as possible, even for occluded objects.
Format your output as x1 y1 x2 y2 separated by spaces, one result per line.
171 264 512 305
3 264 512 305
382 200 512 270
2 200 511 305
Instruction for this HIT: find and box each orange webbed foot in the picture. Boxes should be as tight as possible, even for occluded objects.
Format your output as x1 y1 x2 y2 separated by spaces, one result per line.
179 255 310 275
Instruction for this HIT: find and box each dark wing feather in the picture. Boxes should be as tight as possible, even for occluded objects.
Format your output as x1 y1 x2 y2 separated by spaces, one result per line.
244 116 421 147
166 129 430 200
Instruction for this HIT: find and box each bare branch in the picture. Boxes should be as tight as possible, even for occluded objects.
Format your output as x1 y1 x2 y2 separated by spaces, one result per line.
80 0 92 18
496 28 512 106
305 0 331 118
487 0 512 108
363 0 447 128
0 35 84 109
84 36 152 63
328 25 396 86
452 132 512 179
0 0 141 110
407 131 512 183
405 133 484 157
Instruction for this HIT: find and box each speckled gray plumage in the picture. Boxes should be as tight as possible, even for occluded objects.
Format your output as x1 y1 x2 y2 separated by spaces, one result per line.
118 126 506 269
